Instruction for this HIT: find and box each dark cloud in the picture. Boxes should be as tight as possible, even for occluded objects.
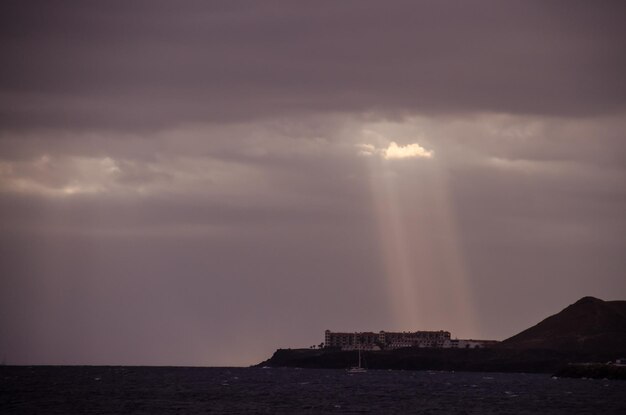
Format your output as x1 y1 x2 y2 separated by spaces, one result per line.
1 1 626 131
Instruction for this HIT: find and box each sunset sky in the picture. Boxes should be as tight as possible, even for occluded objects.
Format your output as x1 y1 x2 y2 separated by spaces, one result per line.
1 1 625 366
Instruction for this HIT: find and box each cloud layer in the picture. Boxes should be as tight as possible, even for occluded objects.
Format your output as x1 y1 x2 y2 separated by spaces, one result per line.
1 1 626 131
0 1 625 366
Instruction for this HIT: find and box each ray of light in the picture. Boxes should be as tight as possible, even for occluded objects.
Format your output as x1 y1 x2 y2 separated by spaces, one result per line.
372 169 423 329
362 128 478 337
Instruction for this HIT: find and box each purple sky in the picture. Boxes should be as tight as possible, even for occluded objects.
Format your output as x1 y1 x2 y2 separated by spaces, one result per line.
1 1 625 366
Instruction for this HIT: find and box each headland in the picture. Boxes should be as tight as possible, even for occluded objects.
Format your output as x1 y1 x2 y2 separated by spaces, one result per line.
258 296 626 378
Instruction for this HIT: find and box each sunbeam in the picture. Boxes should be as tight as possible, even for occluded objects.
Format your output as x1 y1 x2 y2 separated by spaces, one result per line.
361 128 478 337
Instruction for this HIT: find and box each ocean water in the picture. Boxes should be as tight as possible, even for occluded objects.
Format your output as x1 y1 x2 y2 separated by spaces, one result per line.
1 366 625 414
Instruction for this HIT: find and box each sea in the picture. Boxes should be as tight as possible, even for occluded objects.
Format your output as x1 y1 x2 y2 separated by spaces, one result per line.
1 366 625 414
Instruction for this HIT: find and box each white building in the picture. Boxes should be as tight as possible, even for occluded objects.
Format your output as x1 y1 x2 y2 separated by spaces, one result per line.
324 330 498 350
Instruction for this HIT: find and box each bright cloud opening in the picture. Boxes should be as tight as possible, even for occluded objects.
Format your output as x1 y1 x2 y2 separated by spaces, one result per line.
357 141 434 160
383 141 434 159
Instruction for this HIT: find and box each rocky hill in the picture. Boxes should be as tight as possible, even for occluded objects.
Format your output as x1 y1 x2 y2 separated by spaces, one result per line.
499 296 626 354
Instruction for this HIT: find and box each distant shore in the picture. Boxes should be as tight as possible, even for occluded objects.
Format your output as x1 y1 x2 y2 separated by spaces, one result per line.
257 347 623 376
259 296 626 377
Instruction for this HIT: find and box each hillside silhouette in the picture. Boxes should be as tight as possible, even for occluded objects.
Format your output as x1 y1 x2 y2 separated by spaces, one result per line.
259 296 626 372
500 296 626 354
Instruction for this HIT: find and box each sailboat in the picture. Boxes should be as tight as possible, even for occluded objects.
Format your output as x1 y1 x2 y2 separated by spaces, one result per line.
347 346 367 373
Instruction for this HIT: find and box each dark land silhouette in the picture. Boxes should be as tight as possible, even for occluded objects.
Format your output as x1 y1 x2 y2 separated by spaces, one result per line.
500 296 626 355
258 297 626 377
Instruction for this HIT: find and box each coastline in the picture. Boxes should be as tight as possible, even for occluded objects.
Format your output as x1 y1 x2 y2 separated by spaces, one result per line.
257 347 623 376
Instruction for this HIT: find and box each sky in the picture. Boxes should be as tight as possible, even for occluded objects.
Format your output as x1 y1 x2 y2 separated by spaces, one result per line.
1 1 625 366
